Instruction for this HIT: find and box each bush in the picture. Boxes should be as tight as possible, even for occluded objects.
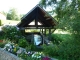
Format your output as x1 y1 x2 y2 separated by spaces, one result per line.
0 40 7 48
18 38 28 48
57 39 80 60
1 25 22 43
42 44 59 57
51 34 72 45
0 31 5 39
18 53 41 60
30 44 43 52
43 34 80 60
51 34 63 44
0 43 5 48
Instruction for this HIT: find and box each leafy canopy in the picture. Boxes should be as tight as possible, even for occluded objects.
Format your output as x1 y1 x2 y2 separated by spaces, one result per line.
40 0 80 35
7 8 20 20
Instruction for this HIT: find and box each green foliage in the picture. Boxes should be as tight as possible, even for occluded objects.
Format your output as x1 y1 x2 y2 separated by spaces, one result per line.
0 31 5 39
26 43 43 52
42 34 80 60
0 43 5 48
7 8 20 20
40 0 80 34
12 44 19 55
18 53 41 60
42 44 58 57
1 25 22 43
40 0 57 8
30 44 37 51
51 34 62 44
0 40 7 48
57 39 80 60
51 34 72 44
18 38 28 48
40 1 80 59
43 38 80 60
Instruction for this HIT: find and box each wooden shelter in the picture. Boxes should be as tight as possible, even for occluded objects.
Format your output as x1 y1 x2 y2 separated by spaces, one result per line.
17 5 57 45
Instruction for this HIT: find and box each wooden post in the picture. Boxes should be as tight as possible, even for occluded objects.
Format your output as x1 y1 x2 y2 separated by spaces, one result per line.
31 34 34 44
40 29 41 32
42 28 43 34
44 28 46 36
41 28 44 44
49 28 51 40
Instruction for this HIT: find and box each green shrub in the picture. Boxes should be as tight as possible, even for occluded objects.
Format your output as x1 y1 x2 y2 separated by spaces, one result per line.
43 34 80 60
18 38 28 48
57 39 80 60
51 34 72 44
42 44 59 57
1 25 22 43
18 53 41 60
0 43 5 48
0 31 5 39
30 44 37 51
30 44 43 52
0 40 7 48
51 34 63 44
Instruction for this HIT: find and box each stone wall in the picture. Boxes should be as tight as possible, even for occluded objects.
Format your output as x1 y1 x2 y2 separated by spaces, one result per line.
0 48 22 60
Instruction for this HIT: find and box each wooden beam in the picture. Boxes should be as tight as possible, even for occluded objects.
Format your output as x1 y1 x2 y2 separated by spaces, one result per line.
35 8 38 27
24 27 53 29
27 25 50 27
38 13 50 26
21 10 36 27
21 16 35 27
38 10 52 26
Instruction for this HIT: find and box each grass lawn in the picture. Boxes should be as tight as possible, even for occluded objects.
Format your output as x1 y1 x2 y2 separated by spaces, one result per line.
51 33 73 44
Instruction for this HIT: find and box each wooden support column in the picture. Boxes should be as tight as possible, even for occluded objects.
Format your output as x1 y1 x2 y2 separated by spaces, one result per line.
40 28 42 32
42 28 43 34
49 28 51 40
40 28 44 44
31 34 34 44
44 28 46 36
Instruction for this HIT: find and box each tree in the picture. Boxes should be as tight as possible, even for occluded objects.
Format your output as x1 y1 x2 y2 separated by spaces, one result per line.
40 0 80 59
40 0 80 34
7 8 20 20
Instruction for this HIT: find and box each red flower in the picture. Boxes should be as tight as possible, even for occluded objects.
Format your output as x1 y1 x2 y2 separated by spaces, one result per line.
42 56 50 60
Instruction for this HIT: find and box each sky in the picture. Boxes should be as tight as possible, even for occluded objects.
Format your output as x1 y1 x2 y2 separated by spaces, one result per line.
0 0 40 14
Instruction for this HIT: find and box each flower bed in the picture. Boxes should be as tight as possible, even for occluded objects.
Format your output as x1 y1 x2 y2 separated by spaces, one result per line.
3 41 43 60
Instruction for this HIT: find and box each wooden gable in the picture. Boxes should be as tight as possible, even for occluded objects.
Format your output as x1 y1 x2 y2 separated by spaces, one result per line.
17 5 56 29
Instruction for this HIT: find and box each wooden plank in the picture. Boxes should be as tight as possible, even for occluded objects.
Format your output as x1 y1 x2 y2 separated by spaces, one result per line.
19 26 54 29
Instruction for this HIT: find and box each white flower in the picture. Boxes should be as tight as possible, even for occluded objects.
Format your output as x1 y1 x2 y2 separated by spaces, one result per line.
32 52 42 58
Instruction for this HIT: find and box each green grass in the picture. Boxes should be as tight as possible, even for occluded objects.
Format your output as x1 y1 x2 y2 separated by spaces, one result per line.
51 34 73 44
54 34 72 40
0 20 20 26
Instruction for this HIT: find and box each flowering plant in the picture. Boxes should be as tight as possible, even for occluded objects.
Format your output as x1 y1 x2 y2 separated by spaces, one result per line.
32 52 43 59
2 25 22 43
3 42 19 54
